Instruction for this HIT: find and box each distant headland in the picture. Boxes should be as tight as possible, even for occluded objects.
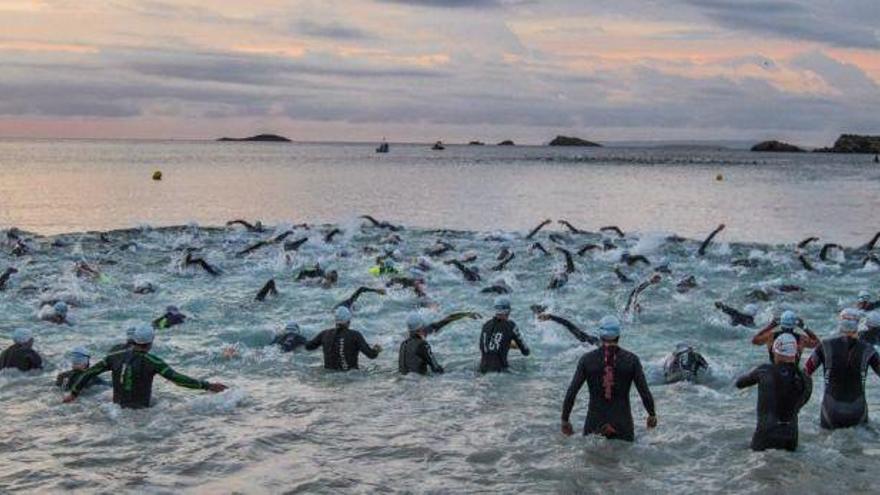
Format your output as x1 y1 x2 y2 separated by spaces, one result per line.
217 134 291 142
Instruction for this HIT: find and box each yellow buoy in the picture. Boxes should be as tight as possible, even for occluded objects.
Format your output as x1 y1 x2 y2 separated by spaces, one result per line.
716 173 723 181
152 170 163 181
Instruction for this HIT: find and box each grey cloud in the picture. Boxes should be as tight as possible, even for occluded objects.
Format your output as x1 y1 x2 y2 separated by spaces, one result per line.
376 0 500 8
294 20 376 40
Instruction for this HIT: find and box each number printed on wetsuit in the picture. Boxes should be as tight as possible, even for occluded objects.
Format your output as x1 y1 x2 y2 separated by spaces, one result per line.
487 332 503 352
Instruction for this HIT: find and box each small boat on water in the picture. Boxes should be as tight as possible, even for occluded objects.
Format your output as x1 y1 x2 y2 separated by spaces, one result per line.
376 140 389 153
431 141 445 151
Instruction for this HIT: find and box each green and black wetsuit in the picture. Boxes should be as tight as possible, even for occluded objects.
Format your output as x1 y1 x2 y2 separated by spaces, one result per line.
56 369 105 391
69 349 210 409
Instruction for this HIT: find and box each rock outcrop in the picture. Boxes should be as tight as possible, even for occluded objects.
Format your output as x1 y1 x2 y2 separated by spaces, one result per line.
497 140 515 146
814 134 880 154
217 134 291 142
750 140 804 152
548 135 601 147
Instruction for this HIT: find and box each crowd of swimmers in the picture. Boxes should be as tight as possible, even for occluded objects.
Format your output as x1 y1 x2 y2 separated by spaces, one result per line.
2 219 880 453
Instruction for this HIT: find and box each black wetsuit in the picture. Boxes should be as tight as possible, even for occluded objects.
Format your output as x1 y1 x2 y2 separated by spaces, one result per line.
805 336 880 429
272 332 308 352
479 317 530 373
860 327 880 346
69 349 211 409
716 303 755 327
398 334 444 375
153 312 186 329
543 315 599 345
305 326 379 371
735 363 811 451
663 350 709 383
56 369 104 391
0 343 43 371
562 346 655 441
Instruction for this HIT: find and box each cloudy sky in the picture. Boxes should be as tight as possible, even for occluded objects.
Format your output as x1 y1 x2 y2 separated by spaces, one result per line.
1 0 878 144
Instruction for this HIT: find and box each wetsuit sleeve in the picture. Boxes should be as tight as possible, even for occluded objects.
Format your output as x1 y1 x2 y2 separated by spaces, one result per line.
55 372 66 387
561 357 587 422
69 359 110 397
545 315 598 345
305 330 325 351
869 353 880 377
718 303 746 322
425 313 472 335
510 323 530 356
633 358 656 417
804 346 824 376
29 351 43 369
421 341 444 374
735 367 761 388
356 332 380 359
148 354 208 390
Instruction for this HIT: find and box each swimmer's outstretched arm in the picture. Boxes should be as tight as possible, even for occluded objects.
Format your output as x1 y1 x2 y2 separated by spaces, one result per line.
64 359 110 401
284 237 308 252
735 367 760 388
797 236 819 249
526 219 552 240
539 314 598 345
445 260 481 282
863 231 880 252
819 243 842 261
491 252 515 271
335 286 385 309
360 215 382 227
530 242 549 255
323 228 342 243
237 240 271 257
797 254 814 271
558 220 588 235
425 312 481 335
255 279 278 302
714 302 745 320
624 275 660 313
698 223 725 256
599 226 625 238
0 267 17 291
751 320 778 345
614 267 631 283
556 247 576 274
272 230 295 243
577 244 600 256
226 219 257 231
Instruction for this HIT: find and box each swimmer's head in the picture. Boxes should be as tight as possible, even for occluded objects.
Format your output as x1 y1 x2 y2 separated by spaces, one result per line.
53 301 68 316
838 308 862 335
133 325 155 345
772 333 798 359
493 296 511 316
743 304 759 317
12 328 33 345
599 315 622 341
335 306 352 325
406 313 426 333
779 310 797 330
70 346 90 368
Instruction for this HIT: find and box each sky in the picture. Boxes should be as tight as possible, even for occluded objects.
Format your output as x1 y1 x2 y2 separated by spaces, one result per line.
0 0 878 145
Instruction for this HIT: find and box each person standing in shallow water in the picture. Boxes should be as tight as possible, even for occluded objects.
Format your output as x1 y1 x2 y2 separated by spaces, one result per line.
479 296 530 373
560 316 656 441
304 307 382 371
736 333 812 451
0 328 43 371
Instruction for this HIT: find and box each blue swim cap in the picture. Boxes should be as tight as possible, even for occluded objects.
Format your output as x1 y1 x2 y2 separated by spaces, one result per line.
126 326 137 339
133 325 155 345
743 304 759 317
284 321 301 333
779 310 797 329
12 328 32 344
839 308 862 334
166 305 180 314
858 290 871 303
53 301 68 316
493 296 511 313
866 311 880 329
406 312 426 332
70 346 90 366
599 315 621 339
335 306 352 324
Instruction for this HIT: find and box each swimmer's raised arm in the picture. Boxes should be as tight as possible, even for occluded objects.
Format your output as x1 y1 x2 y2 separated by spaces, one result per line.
525 219 552 240
698 223 725 256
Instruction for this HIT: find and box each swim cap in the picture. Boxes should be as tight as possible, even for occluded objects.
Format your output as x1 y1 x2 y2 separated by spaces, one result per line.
409 267 426 280
772 333 798 358
779 310 797 330
335 306 352 324
12 328 32 344
866 311 880 329
858 290 871 303
166 305 180 315
133 325 155 345
493 296 511 314
743 304 759 317
126 326 137 339
284 321 301 333
53 301 68 316
406 313 425 332
70 346 90 366
838 308 862 334
675 342 692 354
599 315 621 339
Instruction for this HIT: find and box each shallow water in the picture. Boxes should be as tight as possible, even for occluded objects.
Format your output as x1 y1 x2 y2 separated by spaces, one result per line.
1 139 879 244
1 222 879 494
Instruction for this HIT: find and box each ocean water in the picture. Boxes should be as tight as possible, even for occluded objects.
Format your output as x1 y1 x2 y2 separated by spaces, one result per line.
1 140 880 494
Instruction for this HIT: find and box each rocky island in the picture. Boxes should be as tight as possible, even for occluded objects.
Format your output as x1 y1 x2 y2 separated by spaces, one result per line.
217 134 291 142
497 140 515 146
750 140 804 152
548 135 602 147
814 134 880 154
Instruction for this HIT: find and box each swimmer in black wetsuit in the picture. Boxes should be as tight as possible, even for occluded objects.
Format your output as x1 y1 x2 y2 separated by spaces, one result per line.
445 259 481 282
334 286 386 309
304 307 382 371
271 322 309 352
323 228 342 244
624 273 661 315
558 220 590 235
856 290 879 312
663 343 709 384
360 215 402 232
797 236 819 249
479 297 530 373
491 251 515 271
537 313 599 345
64 325 226 408
529 242 550 256
547 270 568 290
676 275 697 293
620 252 650 267
481 279 511 295
752 310 819 361
613 266 632 283
237 230 295 257
714 302 758 328
182 251 221 276
698 224 725 256
600 226 625 238
226 219 264 232
0 329 42 372
0 267 17 291
425 240 455 257
283 237 309 252
561 316 656 441
805 308 880 429
40 301 70 325
255 279 278 302
398 311 480 375
819 243 842 261
152 305 187 329
525 219 552 240
736 333 811 451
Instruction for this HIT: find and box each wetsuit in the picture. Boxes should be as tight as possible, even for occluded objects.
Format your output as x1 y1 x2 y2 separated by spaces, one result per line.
479 317 530 373
805 336 880 429
153 312 186 329
272 332 308 352
69 349 211 409
0 343 43 371
109 341 133 353
716 303 755 327
735 363 811 451
562 346 655 441
398 335 444 375
542 315 599 345
663 349 709 383
860 327 880 346
305 326 379 371
56 369 104 391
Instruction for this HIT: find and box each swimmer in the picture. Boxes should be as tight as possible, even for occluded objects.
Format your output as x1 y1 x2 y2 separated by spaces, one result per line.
425 240 455 257
360 215 402 232
63 325 227 408
398 312 480 375
237 230 295 257
525 219 552 240
271 322 309 352
334 286 386 310
323 228 342 244
624 273 662 315
556 247 576 274
819 243 843 261
804 308 880 429
387 275 427 299
481 279 511 295
445 259 481 282
537 313 599 345
479 297 530 373
613 267 632 283
620 252 651 267
283 237 309 252
663 343 709 384
152 305 186 329
600 226 625 238
491 251 515 271
697 223 725 256
797 253 814 271
752 310 819 361
133 279 157 294
676 275 698 293
529 242 550 256
182 251 221 276
56 346 105 391
547 270 569 290
0 267 18 291
856 290 879 312
0 329 43 371
577 243 602 256
557 220 590 235
736 333 812 451
255 279 278 302
560 316 656 441
74 261 101 281
797 236 819 249
304 307 382 371
226 219 264 233
714 302 758 327
40 301 70 325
